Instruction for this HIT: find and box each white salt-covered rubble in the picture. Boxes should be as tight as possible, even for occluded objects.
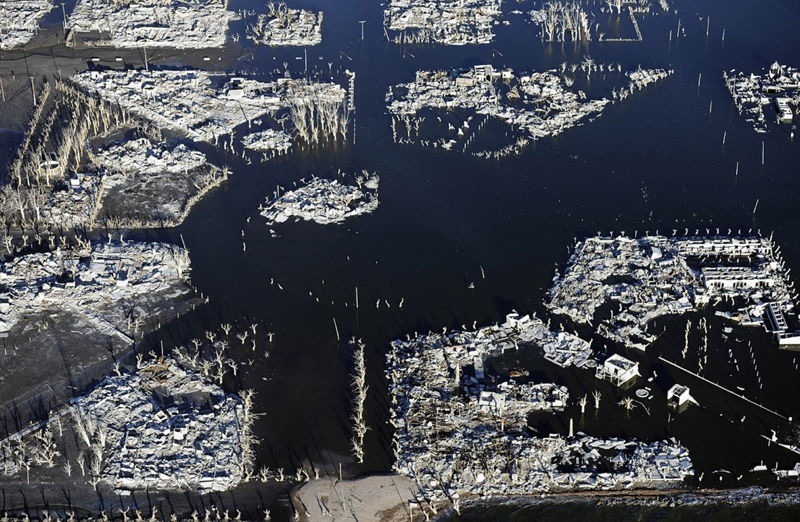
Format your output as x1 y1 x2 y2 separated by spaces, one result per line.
247 2 322 46
260 171 379 226
71 69 347 146
388 64 609 151
548 234 799 350
384 0 501 45
242 128 294 157
69 359 250 492
0 241 194 340
0 0 52 49
66 0 234 48
388 64 673 151
724 61 800 133
387 312 693 501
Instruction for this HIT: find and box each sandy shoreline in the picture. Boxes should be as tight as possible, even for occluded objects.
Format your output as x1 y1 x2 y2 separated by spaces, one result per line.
293 473 800 521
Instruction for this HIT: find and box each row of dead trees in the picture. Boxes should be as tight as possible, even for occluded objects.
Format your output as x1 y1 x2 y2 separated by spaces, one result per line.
287 84 349 147
1 78 131 236
539 1 593 42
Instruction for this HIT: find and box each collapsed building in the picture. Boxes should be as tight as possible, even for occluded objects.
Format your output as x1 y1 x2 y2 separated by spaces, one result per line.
247 2 323 46
384 0 502 45
724 61 800 133
387 312 693 503
0 241 194 340
69 359 252 492
65 0 235 48
71 69 348 147
547 234 800 350
260 171 379 226
0 0 52 49
386 64 671 156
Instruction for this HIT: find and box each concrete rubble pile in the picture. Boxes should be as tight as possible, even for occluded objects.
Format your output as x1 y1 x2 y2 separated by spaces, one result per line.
242 128 294 157
387 312 694 501
0 241 194 340
384 0 501 45
69 359 248 492
724 61 800 133
66 0 235 48
247 2 323 46
71 69 346 145
387 64 609 150
0 0 52 49
547 234 799 350
260 171 379 226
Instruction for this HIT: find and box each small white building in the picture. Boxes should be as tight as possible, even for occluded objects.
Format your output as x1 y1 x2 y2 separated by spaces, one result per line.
667 384 696 407
596 354 639 386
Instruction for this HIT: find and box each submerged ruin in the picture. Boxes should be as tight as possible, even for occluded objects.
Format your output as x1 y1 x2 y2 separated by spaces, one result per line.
548 234 800 350
387 312 693 504
387 64 672 156
247 2 323 47
260 171 379 226
384 0 502 45
724 61 799 133
65 0 235 48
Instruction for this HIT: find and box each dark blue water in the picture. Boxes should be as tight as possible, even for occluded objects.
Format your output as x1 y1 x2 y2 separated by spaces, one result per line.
3 0 800 518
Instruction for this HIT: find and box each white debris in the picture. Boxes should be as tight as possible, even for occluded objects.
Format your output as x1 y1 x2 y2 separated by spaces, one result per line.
66 0 235 48
69 359 251 492
388 64 656 154
384 0 501 45
724 61 800 133
0 0 52 49
261 171 379 226
247 2 323 46
387 311 694 501
0 241 194 339
242 128 294 156
548 234 798 350
71 69 346 146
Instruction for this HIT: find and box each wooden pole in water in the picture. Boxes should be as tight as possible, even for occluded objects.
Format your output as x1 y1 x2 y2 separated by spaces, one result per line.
762 141 765 165
752 198 760 216
722 28 726 42
735 161 739 177
722 131 727 145
333 317 340 341
697 73 702 88
708 100 713 115
706 16 710 38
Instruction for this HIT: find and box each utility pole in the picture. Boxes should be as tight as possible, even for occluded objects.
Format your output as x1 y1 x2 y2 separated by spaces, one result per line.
359 20 365 41
60 3 67 33
29 76 36 106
